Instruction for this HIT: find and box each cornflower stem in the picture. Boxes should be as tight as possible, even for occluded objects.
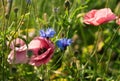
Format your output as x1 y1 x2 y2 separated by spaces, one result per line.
49 50 64 70
98 26 120 64
57 27 63 38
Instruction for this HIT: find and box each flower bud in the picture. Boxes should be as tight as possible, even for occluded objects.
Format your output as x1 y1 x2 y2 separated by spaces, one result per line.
64 0 70 11
14 7 18 13
5 0 13 19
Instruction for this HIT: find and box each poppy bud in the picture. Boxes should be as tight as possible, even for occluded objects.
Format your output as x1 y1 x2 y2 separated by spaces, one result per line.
64 0 70 11
5 0 13 19
14 7 18 13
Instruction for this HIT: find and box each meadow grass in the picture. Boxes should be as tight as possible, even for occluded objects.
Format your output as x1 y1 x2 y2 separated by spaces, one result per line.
0 0 120 81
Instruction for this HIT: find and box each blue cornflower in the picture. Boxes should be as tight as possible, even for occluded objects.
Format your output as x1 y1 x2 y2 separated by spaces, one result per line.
56 38 72 50
26 0 31 4
40 28 56 38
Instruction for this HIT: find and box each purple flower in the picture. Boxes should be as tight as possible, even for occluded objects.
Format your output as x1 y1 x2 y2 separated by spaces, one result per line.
40 28 56 38
56 38 72 50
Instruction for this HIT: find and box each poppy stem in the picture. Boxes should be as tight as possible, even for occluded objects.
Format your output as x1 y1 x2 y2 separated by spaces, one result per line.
98 25 120 64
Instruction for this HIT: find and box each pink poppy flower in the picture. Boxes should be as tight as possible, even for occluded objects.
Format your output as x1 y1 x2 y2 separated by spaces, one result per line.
83 8 116 26
28 37 55 66
7 45 29 64
7 37 55 66
10 38 25 49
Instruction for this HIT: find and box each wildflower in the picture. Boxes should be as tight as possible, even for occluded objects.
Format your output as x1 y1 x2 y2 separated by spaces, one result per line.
56 38 72 50
8 37 55 66
64 0 71 10
53 7 59 13
7 36 28 64
83 8 116 26
14 7 18 13
26 0 31 4
28 37 55 66
10 37 26 49
7 45 28 64
40 28 56 38
5 0 13 19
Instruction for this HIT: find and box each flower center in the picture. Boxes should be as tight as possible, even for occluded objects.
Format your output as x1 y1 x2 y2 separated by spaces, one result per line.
15 44 21 48
38 47 47 55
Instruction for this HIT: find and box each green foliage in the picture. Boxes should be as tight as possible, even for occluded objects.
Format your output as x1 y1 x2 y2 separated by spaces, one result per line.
0 0 120 81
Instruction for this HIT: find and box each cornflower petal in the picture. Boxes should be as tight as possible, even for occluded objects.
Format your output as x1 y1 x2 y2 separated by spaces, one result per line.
56 38 72 50
40 30 46 37
40 28 56 38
